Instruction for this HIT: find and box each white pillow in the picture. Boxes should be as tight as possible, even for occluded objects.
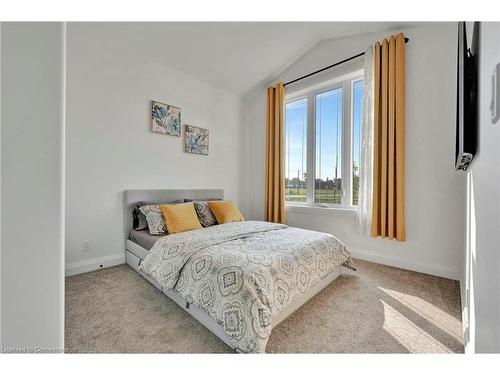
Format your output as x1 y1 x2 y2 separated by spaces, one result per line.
139 205 166 235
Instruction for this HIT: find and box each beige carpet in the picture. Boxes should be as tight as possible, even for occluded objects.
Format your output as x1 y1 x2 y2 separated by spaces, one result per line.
65 259 463 353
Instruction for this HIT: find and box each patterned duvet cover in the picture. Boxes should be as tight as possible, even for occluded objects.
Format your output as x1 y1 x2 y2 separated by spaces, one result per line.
139 221 355 353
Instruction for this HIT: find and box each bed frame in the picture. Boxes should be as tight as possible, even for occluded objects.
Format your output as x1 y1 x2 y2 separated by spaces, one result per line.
124 189 342 351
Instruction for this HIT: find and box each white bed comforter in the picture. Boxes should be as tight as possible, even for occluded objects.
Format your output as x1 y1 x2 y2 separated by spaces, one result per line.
139 221 355 353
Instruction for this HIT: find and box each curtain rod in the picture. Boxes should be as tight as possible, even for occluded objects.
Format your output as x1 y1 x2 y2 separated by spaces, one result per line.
283 37 409 87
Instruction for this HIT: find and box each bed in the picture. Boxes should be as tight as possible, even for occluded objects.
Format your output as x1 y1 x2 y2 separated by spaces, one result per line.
124 189 355 353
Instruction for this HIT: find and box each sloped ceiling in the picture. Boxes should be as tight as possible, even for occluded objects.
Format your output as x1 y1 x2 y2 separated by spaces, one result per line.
75 22 417 95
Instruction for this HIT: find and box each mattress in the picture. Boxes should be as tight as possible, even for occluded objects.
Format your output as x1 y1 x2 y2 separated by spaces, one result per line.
139 221 355 353
129 229 162 250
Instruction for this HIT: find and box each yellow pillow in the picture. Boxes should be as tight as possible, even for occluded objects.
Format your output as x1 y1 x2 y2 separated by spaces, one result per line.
207 201 244 224
160 202 202 234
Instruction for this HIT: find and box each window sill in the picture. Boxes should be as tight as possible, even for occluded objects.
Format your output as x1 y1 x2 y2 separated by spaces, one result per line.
285 204 357 216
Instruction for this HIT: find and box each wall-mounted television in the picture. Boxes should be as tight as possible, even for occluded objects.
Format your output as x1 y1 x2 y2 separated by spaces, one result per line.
455 21 479 171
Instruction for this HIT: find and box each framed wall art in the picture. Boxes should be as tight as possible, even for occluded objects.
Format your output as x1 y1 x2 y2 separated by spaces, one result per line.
184 125 209 155
151 100 181 136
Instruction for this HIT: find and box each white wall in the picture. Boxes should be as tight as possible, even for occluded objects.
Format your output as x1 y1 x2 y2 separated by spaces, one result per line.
0 20 2 345
242 23 466 280
65 24 243 273
1 22 65 351
463 22 500 353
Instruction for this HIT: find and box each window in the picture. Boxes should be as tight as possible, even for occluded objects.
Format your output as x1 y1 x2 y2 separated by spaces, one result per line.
285 70 363 209
285 98 308 203
352 79 363 206
315 87 343 204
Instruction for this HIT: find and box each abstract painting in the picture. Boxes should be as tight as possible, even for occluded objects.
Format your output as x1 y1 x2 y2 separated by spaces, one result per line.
151 100 181 136
185 125 209 155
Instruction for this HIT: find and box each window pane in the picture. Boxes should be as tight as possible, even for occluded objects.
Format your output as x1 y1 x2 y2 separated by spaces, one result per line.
315 88 342 205
285 98 307 203
352 79 363 206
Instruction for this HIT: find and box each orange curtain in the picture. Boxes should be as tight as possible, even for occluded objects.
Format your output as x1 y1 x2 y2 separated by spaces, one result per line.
265 83 286 224
371 33 406 241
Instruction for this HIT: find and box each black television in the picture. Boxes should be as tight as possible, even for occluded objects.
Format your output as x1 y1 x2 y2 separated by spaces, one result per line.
455 21 479 171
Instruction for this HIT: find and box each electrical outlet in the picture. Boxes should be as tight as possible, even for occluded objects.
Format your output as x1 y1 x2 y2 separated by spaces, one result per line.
82 240 91 252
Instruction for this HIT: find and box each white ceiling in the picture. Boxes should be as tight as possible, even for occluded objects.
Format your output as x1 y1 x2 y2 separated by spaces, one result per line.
78 22 416 96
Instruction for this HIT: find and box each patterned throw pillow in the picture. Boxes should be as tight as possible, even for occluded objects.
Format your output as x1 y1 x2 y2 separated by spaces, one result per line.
133 205 148 230
192 200 217 227
139 205 167 235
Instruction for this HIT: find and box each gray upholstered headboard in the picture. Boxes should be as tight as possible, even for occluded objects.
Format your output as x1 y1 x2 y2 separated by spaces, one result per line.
123 189 224 238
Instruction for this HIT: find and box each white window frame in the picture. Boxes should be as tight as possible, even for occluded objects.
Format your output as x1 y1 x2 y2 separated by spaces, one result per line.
285 68 363 211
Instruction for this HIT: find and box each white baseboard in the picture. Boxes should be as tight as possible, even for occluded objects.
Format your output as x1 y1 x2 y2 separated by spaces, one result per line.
65 248 459 280
65 252 126 276
349 247 460 281
459 276 472 353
